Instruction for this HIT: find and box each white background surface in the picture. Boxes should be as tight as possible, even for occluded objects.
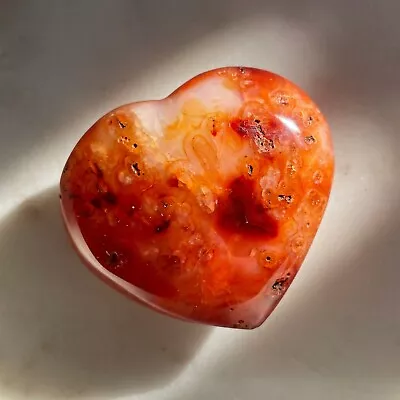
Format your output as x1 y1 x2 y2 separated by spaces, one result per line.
1 1 400 399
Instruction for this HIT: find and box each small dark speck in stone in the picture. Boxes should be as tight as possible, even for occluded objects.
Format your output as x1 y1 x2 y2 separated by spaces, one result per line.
106 251 119 266
272 277 289 291
132 163 141 176
117 119 127 129
155 220 170 233
305 135 316 144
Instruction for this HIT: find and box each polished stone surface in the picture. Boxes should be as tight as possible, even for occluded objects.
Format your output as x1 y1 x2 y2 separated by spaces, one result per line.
60 67 333 329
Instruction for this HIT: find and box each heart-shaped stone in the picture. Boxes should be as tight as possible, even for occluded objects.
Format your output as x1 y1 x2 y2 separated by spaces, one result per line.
60 67 334 329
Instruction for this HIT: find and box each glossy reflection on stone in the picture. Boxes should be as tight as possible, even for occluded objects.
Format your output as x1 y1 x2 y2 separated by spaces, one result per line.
60 67 334 329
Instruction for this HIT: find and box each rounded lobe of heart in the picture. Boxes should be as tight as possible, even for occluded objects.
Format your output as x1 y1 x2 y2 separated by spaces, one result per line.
60 67 334 329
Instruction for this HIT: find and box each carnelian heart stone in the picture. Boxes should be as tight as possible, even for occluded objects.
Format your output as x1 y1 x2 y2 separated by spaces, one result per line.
60 67 334 329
